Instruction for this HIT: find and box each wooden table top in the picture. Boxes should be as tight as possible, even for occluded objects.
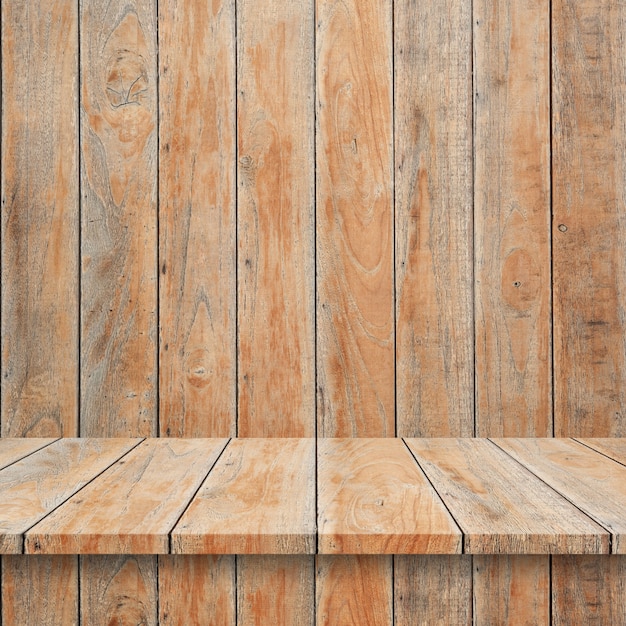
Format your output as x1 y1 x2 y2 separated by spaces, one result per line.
0 438 624 556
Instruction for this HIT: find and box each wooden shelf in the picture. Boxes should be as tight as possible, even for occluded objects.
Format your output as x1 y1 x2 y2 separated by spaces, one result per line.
1 438 624 556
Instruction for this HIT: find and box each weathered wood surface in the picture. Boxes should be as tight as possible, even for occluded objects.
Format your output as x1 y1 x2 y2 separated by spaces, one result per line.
405 438 608 554
26 439 228 554
80 0 158 437
1 0 79 438
577 438 626 464
172 438 316 554
0 438 57 470
318 438 461 554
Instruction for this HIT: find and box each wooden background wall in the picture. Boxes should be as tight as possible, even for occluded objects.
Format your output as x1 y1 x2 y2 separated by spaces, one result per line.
1 0 625 624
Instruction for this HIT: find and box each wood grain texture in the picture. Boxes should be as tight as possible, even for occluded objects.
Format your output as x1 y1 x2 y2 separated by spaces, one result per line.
577 438 626 463
0 438 140 553
2 556 78 626
553 556 626 625
394 555 472 626
552 0 626 437
316 555 392 625
238 556 314 626
26 438 228 554
316 0 394 437
237 0 315 438
172 438 315 554
394 0 473 437
404 438 608 553
158 0 236 438
318 438 461 554
80 555 157 626
80 0 158 437
0 438 57 470
159 555 235 626
493 437 626 553
473 556 549 625
1 0 79 437
474 0 551 436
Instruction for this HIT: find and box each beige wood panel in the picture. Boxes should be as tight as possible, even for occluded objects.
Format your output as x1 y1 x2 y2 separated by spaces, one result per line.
158 0 236 438
0 438 57 470
237 0 315 438
1 0 79 437
316 0 394 437
318 438 461 554
395 0 473 437
576 438 626 464
405 438 608 553
80 0 158 436
159 555 235 626
0 439 140 553
172 439 315 553
552 0 626 437
26 439 228 554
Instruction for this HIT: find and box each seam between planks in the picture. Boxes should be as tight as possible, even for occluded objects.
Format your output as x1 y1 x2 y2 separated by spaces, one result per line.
571 438 626 470
0 439 60 472
549 0 555 439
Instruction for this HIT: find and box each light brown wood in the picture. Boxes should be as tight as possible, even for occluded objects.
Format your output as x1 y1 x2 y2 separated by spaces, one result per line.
237 0 315 438
80 0 158 436
394 555 472 626
0 438 57 470
172 439 315 554
576 438 626 464
404 438 608 553
316 0 395 437
26 438 228 554
1 0 79 438
158 0 236 438
318 438 461 554
395 0 473 437
474 0 551 437
493 438 626 553
0 439 140 553
552 0 626 437
159 555 235 626
316 555 392 625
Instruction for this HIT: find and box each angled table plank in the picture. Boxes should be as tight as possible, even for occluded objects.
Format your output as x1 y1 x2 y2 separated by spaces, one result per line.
0 439 58 471
25 439 228 554
172 439 315 554
404 439 608 554
0 439 141 554
493 438 626 554
576 439 626 465
318 439 462 554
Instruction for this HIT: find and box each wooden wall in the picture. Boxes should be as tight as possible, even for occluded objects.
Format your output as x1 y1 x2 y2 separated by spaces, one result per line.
1 0 625 624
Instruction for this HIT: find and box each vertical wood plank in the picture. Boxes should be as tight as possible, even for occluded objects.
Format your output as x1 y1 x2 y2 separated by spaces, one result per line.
316 0 394 437
474 0 551 436
159 0 236 438
395 0 473 437
80 0 158 437
237 0 315 437
552 0 626 436
1 0 79 436
2 556 78 626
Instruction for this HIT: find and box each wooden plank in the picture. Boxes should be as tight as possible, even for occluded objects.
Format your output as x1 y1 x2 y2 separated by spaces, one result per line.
238 556 314 626
394 0 473 437
318 438 461 554
404 438 608 553
316 0 394 437
493 438 626 553
237 0 315 438
394 555 472 626
158 0 236 438
552 0 626 436
576 438 626 464
473 556 550 625
553 555 626 625
172 438 315 553
0 438 57 470
316 555 392 625
80 555 157 626
159 555 235 626
1 0 79 437
80 0 158 437
25 438 228 554
474 0 551 436
0 439 140 554
2 556 78 626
